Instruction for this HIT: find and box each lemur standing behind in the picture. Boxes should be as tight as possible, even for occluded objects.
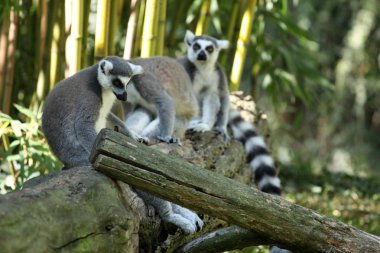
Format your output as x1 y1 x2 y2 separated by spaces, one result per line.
178 30 282 196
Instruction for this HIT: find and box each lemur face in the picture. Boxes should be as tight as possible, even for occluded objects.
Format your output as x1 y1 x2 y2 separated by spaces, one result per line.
98 57 143 101
185 30 229 65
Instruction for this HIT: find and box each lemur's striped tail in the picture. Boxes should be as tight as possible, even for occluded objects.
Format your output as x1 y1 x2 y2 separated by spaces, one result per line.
228 110 282 195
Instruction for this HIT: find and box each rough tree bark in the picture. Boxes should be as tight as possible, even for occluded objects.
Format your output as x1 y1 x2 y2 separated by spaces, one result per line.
0 166 145 253
91 128 380 253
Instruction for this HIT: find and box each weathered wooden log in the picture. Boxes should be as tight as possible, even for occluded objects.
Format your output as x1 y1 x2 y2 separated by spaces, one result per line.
0 166 145 253
91 128 380 253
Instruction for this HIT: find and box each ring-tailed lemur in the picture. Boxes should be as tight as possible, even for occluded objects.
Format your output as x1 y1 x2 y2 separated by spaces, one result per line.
124 56 199 144
179 31 289 252
42 56 145 168
179 30 281 195
42 56 203 234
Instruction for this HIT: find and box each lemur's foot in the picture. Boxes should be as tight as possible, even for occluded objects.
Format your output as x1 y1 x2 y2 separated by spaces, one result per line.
213 126 230 141
165 213 199 234
157 135 181 145
270 246 292 253
172 204 204 232
188 122 211 132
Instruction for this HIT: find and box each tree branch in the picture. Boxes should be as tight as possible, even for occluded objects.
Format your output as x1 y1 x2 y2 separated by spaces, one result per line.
91 128 380 253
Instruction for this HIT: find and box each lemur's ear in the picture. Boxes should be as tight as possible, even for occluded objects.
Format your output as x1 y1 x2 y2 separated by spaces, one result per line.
128 62 144 75
217 39 229 49
99 60 113 75
185 30 195 46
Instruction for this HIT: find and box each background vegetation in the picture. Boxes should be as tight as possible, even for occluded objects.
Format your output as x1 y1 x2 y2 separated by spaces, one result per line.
0 0 379 251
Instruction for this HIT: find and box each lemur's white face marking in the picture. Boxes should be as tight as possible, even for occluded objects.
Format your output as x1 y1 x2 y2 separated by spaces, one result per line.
97 60 143 101
185 30 229 66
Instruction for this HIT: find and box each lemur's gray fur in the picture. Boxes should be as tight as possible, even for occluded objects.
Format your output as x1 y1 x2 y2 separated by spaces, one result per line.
124 56 199 144
179 31 289 253
42 56 144 168
42 56 203 234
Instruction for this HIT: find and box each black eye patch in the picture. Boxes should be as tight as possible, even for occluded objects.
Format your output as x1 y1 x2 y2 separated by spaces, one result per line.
206 46 214 53
112 78 124 89
193 43 200 51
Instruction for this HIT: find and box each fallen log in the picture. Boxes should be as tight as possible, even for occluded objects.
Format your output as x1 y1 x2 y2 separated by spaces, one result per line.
91 128 380 253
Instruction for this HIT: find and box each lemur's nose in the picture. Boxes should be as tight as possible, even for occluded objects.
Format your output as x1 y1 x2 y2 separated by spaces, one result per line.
197 51 207 61
114 91 128 101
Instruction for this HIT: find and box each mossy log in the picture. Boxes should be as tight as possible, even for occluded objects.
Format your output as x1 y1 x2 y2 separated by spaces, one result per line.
91 128 380 253
0 166 144 253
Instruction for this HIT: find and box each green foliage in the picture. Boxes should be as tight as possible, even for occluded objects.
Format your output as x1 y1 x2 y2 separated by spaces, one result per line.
0 104 62 193
246 1 332 107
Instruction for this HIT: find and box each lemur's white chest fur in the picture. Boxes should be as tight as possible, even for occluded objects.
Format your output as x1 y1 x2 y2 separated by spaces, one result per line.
193 65 219 97
95 89 116 133
126 82 156 114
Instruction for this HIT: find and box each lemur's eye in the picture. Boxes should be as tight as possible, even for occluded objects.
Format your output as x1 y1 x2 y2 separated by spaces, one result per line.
112 79 124 88
206 46 214 53
193 43 200 51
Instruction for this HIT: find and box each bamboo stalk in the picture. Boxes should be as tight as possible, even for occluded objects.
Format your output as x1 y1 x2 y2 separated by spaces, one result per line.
39 0 48 68
156 0 167 55
133 0 146 57
80 0 92 67
30 0 49 113
50 1 62 88
195 0 211 35
123 0 139 59
68 0 84 74
0 14 10 111
167 0 189 48
141 0 159 57
94 0 111 61
3 9 18 114
229 0 257 91
220 0 241 66
108 0 123 55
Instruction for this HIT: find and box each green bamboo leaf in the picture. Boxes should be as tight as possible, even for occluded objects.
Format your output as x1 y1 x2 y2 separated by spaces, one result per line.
10 121 24 137
13 104 35 120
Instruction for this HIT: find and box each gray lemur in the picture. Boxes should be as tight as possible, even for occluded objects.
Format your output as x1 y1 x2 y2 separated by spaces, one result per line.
179 31 289 252
42 56 145 168
124 56 199 144
42 56 203 234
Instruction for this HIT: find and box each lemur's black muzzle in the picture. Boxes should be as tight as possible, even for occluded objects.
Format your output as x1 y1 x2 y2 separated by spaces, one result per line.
114 91 127 101
197 51 207 61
